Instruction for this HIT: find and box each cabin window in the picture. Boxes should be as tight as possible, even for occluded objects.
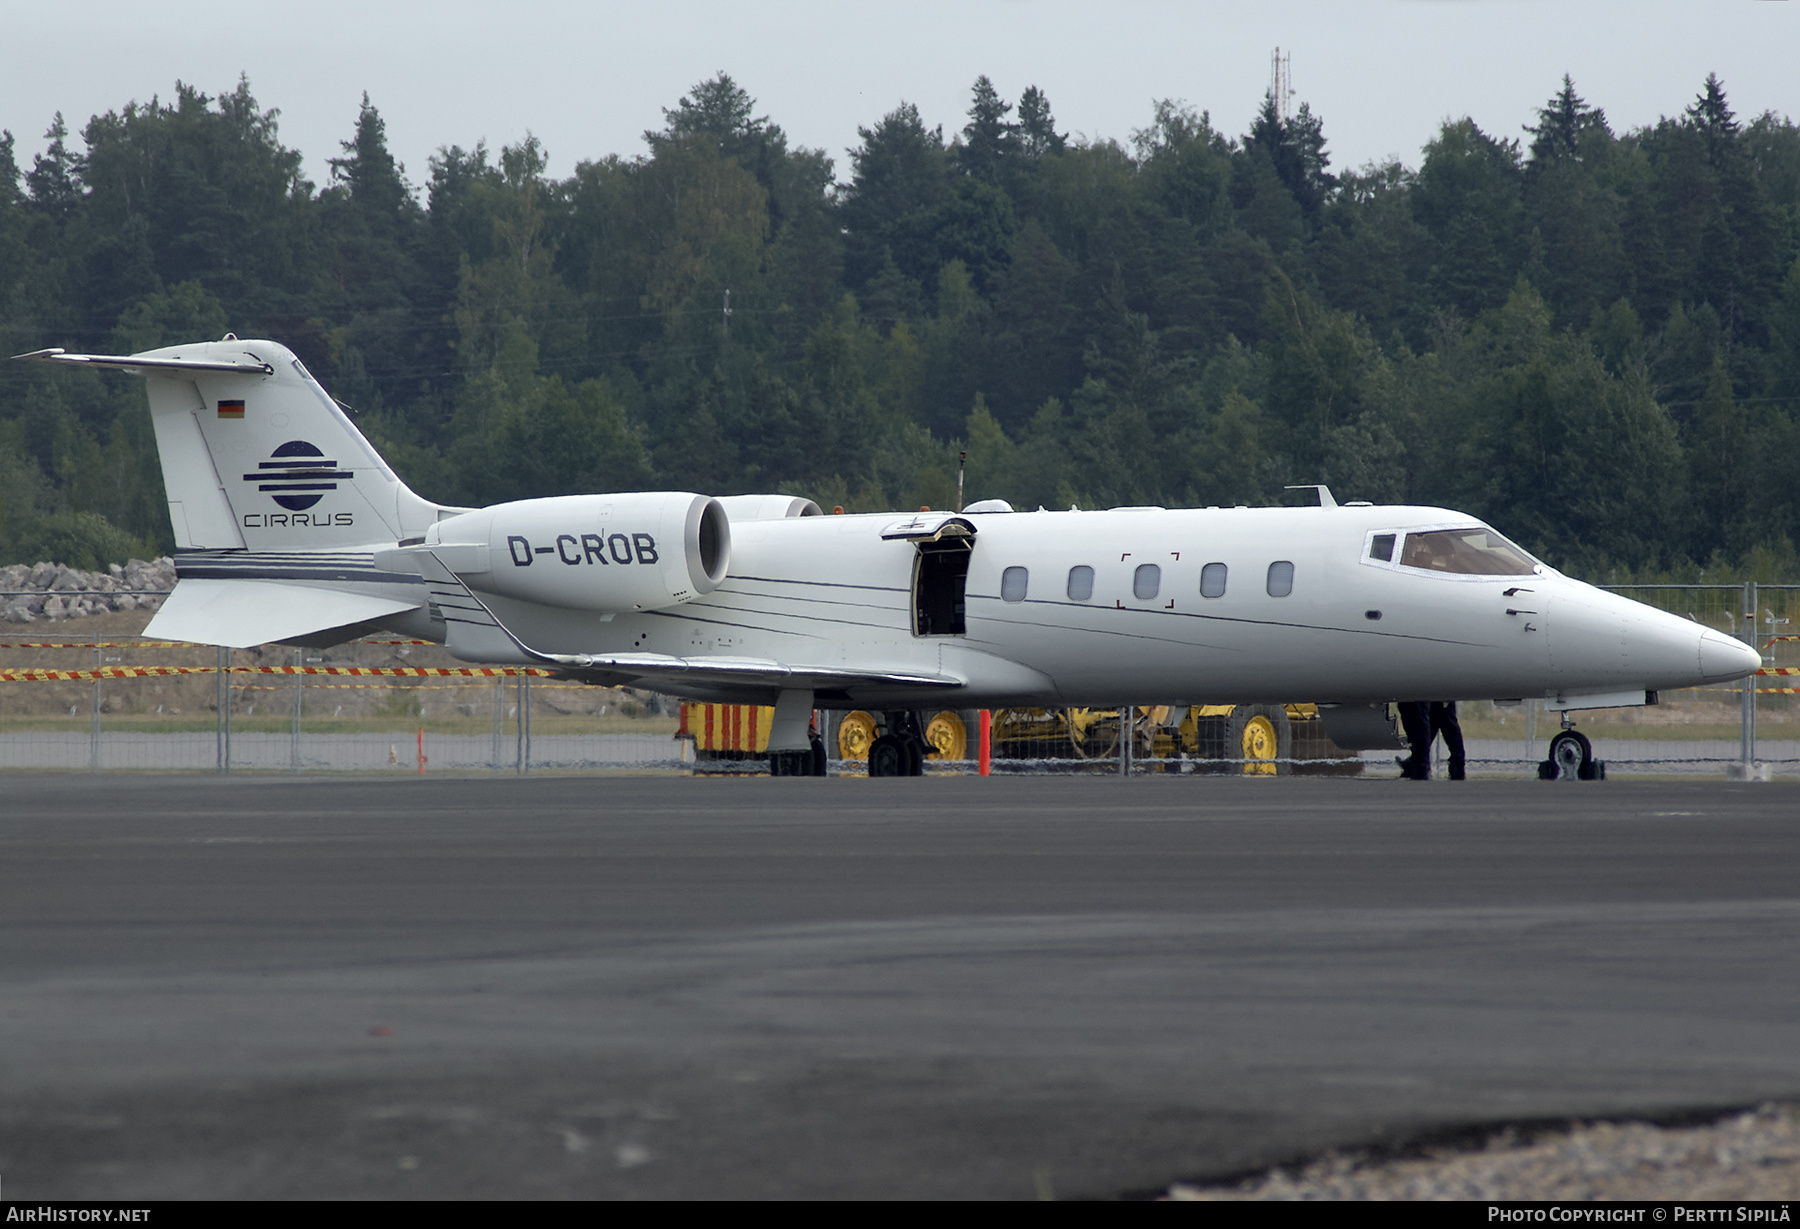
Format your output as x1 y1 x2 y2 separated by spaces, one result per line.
1399 527 1536 576
1266 561 1294 597
1001 566 1029 602
1368 534 1395 562
1067 565 1094 601
1200 562 1227 598
1133 564 1161 600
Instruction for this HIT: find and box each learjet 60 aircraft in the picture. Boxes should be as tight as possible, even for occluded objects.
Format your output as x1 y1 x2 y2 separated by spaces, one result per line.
15 338 1763 776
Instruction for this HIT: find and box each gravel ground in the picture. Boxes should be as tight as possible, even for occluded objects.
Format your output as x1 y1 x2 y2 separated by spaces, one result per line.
1165 1104 1800 1200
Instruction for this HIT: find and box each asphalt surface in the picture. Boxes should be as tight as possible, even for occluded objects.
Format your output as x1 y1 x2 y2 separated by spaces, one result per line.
1 772 1797 1200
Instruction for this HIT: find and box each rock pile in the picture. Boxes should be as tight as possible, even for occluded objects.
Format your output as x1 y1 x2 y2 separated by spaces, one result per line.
0 558 176 623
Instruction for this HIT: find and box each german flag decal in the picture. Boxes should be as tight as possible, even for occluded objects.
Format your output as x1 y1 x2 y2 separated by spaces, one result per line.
217 399 245 419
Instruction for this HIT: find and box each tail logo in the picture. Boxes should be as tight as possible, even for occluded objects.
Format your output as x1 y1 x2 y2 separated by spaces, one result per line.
244 440 355 511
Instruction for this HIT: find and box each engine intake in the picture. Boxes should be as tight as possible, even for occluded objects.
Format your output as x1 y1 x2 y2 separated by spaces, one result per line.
713 494 823 521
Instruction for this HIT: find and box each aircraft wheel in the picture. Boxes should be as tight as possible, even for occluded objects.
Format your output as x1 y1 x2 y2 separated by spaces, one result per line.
1228 704 1292 775
904 736 926 776
837 710 878 762
868 734 908 778
923 710 968 761
1547 730 1592 780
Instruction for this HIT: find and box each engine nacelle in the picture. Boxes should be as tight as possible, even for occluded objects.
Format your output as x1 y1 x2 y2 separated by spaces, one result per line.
713 494 823 521
426 492 730 612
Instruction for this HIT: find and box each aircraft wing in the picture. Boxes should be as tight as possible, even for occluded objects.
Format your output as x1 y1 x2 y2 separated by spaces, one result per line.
538 651 963 695
374 551 964 698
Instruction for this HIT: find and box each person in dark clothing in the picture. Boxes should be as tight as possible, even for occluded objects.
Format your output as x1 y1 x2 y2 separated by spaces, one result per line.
1429 700 1466 780
1397 700 1432 779
1397 700 1467 780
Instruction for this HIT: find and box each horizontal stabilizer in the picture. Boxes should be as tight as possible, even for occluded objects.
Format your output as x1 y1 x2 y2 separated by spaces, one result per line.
12 347 275 375
144 579 421 648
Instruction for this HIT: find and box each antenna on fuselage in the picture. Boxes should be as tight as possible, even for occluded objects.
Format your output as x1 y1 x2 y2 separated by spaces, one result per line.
1283 484 1338 508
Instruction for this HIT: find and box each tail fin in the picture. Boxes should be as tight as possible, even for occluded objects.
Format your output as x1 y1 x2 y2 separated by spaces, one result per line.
16 338 451 551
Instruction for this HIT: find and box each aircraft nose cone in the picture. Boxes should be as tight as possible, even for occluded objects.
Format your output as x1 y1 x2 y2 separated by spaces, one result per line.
1698 630 1762 683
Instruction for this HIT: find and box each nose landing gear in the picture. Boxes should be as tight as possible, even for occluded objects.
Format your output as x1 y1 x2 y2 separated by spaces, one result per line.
1538 715 1605 781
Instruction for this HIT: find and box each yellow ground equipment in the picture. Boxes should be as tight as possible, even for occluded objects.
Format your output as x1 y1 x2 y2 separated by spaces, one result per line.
834 709 970 762
835 709 878 761
922 709 968 760
987 704 1361 775
683 701 1359 774
679 701 774 756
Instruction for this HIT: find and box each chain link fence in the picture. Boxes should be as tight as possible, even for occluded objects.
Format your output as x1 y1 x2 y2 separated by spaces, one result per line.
0 603 686 773
1575 583 1800 780
0 585 1791 778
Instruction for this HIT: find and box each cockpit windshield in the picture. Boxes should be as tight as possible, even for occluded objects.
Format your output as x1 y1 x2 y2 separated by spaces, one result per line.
1398 527 1537 576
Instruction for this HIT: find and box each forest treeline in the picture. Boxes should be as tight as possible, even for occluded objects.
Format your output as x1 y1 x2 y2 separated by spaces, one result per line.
1 71 1799 579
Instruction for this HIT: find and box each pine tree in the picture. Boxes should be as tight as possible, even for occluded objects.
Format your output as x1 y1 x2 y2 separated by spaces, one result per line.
328 95 413 224
321 95 426 412
25 113 82 221
1015 87 1065 160
1686 72 1739 163
646 72 769 164
840 102 950 291
1688 356 1751 557
1527 75 1607 166
1242 96 1334 222
957 75 1015 184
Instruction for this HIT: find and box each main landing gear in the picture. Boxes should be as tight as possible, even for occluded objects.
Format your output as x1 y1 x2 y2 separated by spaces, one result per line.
764 689 828 777
768 738 828 777
866 711 930 778
1538 715 1605 781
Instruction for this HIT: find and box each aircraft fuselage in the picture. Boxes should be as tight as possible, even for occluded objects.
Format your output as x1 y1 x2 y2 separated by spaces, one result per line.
400 503 1755 710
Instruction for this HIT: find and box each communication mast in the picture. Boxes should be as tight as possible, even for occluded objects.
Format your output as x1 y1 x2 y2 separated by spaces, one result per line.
1269 47 1294 124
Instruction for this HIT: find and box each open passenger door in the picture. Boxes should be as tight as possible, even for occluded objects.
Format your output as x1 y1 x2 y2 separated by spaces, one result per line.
881 514 977 637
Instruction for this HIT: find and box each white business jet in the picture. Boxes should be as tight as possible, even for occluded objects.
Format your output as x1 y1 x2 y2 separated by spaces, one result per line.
14 338 1761 777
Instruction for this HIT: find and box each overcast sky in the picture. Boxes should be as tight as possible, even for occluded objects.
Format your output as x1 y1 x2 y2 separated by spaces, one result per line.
3 1 1795 192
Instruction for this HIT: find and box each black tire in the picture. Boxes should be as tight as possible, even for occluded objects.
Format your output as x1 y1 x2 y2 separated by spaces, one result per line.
1227 704 1293 775
868 734 907 778
904 737 925 777
1548 730 1593 780
1537 760 1557 780
809 737 827 777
